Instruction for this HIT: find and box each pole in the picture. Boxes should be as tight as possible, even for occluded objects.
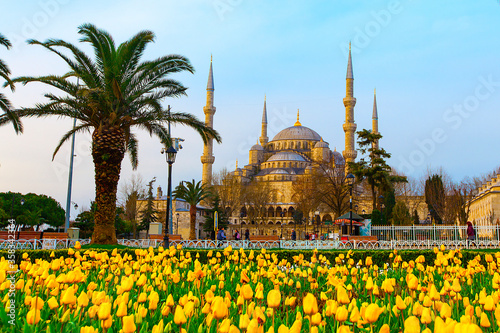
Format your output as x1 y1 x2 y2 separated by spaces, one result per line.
164 162 173 248
65 117 77 232
349 185 353 235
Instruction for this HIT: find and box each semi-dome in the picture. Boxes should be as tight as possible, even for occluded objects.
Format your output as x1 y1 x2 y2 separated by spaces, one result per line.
269 169 289 175
250 143 263 151
272 125 322 141
267 151 306 162
314 139 329 148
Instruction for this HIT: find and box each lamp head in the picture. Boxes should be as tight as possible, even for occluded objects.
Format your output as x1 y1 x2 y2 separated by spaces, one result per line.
162 146 177 164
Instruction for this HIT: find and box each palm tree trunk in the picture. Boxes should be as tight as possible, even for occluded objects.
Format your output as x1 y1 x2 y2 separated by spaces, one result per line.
91 126 125 244
189 205 197 240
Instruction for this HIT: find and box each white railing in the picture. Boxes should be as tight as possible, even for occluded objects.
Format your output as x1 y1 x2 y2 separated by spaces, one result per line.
1 237 500 250
371 225 500 242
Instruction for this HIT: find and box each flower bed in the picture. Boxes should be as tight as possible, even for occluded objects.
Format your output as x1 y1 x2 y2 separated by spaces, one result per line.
0 243 495 332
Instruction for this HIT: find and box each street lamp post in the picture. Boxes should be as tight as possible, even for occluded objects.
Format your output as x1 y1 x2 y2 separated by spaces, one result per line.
315 210 320 240
161 146 177 248
346 173 355 235
176 213 180 235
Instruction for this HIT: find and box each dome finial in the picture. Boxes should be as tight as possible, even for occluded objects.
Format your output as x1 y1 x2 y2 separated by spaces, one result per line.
294 109 302 126
236 160 238 168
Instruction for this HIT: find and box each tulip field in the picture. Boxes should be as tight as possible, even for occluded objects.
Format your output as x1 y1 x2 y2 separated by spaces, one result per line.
1 243 499 332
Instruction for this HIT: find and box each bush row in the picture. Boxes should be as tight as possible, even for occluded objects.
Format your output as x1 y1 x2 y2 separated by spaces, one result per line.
0 247 490 267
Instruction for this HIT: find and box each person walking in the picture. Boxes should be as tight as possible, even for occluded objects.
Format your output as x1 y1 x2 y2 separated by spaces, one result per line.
467 221 476 245
217 227 226 247
244 229 250 241
234 230 241 240
291 229 296 241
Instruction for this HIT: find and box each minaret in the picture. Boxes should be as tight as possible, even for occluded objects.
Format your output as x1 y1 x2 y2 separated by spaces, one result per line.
372 89 379 150
259 95 268 146
201 56 216 185
342 43 357 168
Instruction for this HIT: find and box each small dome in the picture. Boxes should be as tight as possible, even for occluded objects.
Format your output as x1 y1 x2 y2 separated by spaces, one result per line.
332 151 345 165
272 126 321 141
250 143 263 151
314 139 329 148
267 152 306 162
269 169 289 175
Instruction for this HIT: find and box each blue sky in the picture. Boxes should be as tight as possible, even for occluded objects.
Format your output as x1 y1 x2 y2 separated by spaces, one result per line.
1 0 499 218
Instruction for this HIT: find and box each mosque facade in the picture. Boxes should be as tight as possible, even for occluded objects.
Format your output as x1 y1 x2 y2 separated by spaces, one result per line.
200 46 384 239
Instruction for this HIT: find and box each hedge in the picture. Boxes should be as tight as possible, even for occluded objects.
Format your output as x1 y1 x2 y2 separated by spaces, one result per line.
0 247 491 267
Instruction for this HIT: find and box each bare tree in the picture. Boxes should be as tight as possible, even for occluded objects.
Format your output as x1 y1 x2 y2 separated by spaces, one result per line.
118 174 146 238
292 171 320 223
211 168 244 218
244 179 275 225
313 162 351 219
448 177 476 226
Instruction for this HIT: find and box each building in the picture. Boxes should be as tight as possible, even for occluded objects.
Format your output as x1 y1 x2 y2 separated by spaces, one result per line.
135 186 209 240
469 174 500 233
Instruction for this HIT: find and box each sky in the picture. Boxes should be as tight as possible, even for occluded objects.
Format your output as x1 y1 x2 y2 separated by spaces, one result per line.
1 0 500 220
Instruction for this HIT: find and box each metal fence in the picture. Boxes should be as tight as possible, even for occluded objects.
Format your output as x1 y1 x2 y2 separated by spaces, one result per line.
371 225 500 242
1 237 500 250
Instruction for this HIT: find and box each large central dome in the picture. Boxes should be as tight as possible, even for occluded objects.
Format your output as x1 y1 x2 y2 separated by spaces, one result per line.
272 125 322 141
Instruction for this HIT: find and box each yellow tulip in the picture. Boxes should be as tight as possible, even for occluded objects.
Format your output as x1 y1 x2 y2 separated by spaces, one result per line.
30 296 44 310
61 286 77 305
303 293 318 315
379 324 390 333
80 326 99 333
247 319 259 333
337 325 353 333
421 307 432 325
97 302 111 320
484 295 495 311
74 241 81 250
26 309 41 325
212 297 228 320
289 319 302 333
239 313 250 330
310 313 321 326
219 318 232 333
363 304 384 323
404 316 420 333
47 297 58 310
396 296 407 310
122 315 136 333
336 306 348 322
480 312 491 327
277 325 289 333
240 284 253 300
174 305 187 325
337 286 350 305
229 325 240 333
116 302 127 317
439 303 451 318
267 289 281 309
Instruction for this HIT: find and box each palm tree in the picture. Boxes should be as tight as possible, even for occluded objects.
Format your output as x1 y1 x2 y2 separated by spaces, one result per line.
11 24 221 244
0 33 22 133
173 179 211 240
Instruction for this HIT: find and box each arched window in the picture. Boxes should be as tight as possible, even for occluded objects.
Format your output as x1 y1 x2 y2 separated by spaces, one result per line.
268 207 275 217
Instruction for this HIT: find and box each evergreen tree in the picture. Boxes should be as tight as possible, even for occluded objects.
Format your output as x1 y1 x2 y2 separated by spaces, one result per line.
382 189 396 222
392 201 412 225
425 174 445 224
413 209 420 225
348 129 406 209
371 209 384 225
139 178 159 231
203 194 228 234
